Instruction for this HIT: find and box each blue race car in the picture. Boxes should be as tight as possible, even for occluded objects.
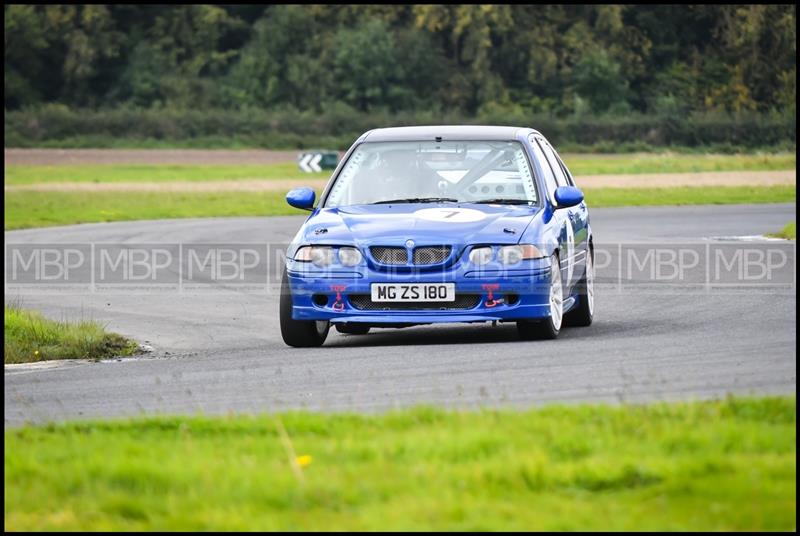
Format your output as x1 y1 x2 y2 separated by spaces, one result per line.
280 126 594 347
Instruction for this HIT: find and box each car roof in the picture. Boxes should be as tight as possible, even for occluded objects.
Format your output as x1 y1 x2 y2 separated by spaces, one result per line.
361 125 540 142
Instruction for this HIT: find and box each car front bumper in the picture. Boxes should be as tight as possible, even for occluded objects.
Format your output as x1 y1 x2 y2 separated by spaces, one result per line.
286 260 554 325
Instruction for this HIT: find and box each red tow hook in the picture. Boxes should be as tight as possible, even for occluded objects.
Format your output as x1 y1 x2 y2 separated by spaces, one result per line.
330 284 347 311
482 283 501 308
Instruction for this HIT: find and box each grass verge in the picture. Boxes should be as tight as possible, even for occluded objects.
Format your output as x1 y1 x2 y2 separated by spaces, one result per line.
564 152 795 175
583 185 796 207
768 222 797 240
4 186 796 230
4 190 292 229
4 163 322 185
4 153 796 185
4 305 138 364
4 396 795 531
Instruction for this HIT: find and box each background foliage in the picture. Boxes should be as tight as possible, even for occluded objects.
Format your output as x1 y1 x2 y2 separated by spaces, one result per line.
4 5 796 149
5 105 795 151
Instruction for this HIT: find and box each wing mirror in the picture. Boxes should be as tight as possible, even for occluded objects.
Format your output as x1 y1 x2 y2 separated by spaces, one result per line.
554 186 584 209
286 187 316 210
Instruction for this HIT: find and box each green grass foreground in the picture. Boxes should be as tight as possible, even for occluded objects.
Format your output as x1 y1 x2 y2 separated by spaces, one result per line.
4 153 796 185
4 185 796 230
4 306 138 364
4 397 795 531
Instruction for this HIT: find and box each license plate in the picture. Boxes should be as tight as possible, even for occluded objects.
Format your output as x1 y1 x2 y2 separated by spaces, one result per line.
371 283 455 302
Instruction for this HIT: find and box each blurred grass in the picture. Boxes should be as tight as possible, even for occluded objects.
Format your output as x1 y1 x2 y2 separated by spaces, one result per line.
4 186 795 230
4 396 795 530
562 152 795 175
4 190 298 229
4 305 138 364
5 153 795 185
769 222 796 240
5 163 326 185
582 185 796 207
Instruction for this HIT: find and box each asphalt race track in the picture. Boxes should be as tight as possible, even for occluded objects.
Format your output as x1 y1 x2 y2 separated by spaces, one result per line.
4 204 796 426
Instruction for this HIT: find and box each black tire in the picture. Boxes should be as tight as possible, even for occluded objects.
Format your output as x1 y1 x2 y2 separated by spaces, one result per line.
335 324 371 335
517 253 562 340
564 247 594 327
279 270 329 347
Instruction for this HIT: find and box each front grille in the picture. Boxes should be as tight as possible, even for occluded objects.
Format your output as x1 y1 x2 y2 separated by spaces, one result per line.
413 246 452 265
370 247 408 265
370 246 453 265
349 294 481 311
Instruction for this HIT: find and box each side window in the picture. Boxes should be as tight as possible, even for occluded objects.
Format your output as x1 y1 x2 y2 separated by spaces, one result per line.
538 137 569 188
528 135 558 202
550 145 576 186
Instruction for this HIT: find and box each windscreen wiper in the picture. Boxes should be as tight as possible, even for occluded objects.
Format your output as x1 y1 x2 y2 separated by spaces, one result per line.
372 197 459 204
471 198 534 205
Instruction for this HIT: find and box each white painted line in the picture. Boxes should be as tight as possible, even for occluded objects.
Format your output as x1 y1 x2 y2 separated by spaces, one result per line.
5 345 152 374
706 235 790 242
4 359 93 374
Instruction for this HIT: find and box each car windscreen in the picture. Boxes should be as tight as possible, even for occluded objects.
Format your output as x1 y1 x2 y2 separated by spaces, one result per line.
324 140 538 207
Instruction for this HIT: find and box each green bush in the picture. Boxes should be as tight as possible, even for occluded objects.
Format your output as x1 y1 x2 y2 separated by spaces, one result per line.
4 105 796 152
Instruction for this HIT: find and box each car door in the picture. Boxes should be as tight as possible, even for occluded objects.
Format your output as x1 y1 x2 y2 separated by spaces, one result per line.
533 135 588 289
527 134 572 288
550 143 590 251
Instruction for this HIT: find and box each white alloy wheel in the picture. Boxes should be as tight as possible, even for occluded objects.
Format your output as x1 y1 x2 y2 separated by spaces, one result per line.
550 261 564 331
315 320 329 335
586 252 595 316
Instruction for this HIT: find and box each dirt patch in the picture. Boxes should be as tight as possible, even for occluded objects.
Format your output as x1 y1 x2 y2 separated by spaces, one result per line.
5 170 794 193
4 148 302 166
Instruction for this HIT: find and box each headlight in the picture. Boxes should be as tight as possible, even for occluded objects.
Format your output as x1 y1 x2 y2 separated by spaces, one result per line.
293 246 313 262
294 246 335 267
338 247 363 266
499 244 544 265
469 247 494 265
311 247 335 267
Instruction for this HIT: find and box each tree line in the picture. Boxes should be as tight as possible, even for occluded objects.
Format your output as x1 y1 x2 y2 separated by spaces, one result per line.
5 4 796 117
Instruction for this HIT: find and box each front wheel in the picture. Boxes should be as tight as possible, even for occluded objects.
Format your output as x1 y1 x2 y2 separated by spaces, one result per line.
518 254 563 340
279 270 329 347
